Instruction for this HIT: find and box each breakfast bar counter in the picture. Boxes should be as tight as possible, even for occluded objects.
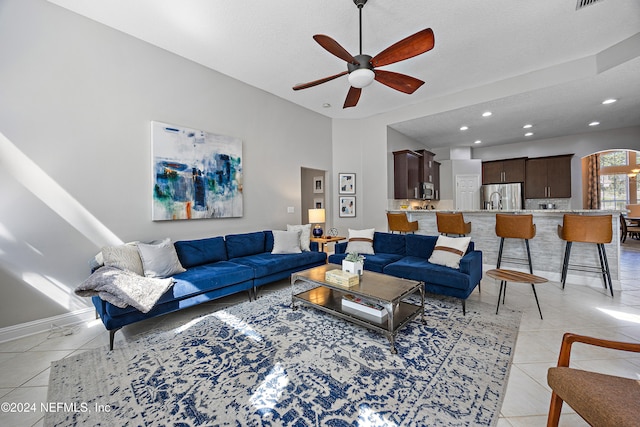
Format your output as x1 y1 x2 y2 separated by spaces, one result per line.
388 209 622 289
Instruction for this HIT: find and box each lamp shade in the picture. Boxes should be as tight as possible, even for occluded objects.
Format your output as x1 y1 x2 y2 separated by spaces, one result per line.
308 208 325 224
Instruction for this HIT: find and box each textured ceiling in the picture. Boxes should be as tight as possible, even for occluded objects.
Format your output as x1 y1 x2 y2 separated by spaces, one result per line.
47 0 640 147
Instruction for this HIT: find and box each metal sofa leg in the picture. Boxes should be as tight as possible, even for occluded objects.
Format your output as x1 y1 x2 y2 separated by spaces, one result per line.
462 299 466 315
109 328 121 351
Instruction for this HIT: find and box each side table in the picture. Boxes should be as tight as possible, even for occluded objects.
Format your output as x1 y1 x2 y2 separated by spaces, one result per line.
310 236 346 253
486 268 548 319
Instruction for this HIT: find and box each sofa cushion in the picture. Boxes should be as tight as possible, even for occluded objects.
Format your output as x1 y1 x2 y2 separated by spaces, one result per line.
272 230 302 254
383 256 473 291
231 251 325 278
225 232 266 259
137 238 186 278
104 261 254 317
346 228 375 254
428 235 471 269
405 234 438 258
373 232 406 255
328 252 404 274
174 236 228 268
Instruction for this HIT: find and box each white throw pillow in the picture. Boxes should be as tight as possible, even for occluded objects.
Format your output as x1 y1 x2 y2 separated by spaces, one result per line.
287 224 311 251
137 238 186 278
272 230 302 254
428 235 471 269
102 243 144 276
345 228 375 255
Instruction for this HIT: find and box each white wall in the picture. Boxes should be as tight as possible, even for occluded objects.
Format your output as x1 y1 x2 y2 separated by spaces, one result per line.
0 0 331 328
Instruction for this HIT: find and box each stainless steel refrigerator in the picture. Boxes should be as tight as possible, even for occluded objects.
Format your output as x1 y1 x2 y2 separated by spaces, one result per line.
481 183 523 210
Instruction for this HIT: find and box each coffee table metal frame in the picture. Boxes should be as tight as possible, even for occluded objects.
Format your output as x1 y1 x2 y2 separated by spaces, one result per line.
291 264 425 354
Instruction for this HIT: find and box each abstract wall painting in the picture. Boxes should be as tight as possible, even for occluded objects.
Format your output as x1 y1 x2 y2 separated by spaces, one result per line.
339 196 356 217
151 121 243 221
338 172 355 194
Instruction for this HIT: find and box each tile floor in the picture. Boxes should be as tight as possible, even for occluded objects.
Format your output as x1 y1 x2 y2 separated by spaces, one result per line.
1 241 639 427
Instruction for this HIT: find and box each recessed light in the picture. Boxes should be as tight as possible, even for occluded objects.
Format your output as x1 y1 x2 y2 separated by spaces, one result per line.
523 124 533 129
460 126 469 131
525 132 533 137
482 111 492 117
589 121 600 126
474 140 482 144
602 99 617 105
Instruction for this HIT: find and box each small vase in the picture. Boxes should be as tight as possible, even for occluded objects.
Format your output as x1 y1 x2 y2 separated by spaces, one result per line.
342 260 363 276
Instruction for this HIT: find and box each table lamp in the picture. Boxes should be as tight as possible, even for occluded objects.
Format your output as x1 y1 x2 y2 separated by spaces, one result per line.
308 208 326 237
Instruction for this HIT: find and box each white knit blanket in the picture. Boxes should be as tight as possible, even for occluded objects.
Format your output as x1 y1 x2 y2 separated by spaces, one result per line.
75 266 174 313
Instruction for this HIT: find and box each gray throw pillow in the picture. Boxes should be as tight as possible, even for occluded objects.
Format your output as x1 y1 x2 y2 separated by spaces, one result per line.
272 230 302 254
287 224 311 251
137 238 186 278
102 243 144 276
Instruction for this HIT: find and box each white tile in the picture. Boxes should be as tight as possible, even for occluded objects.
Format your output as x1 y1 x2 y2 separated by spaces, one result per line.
0 332 49 353
500 365 553 417
0 386 47 427
0 350 69 388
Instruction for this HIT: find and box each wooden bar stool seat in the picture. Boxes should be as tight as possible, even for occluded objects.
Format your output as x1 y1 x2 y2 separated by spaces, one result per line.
387 212 418 234
557 214 613 296
486 268 547 319
436 212 471 236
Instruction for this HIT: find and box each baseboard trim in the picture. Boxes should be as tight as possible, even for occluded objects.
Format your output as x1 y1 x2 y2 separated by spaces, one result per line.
0 307 96 344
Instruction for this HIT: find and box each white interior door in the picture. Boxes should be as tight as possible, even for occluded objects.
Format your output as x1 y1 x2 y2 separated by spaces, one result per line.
455 174 481 210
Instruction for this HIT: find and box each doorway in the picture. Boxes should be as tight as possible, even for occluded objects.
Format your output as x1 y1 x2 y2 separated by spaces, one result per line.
455 174 481 210
300 167 327 224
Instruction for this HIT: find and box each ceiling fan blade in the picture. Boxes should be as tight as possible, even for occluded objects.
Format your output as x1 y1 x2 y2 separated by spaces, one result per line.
313 34 359 65
292 71 348 91
374 69 425 94
371 28 435 67
343 86 362 108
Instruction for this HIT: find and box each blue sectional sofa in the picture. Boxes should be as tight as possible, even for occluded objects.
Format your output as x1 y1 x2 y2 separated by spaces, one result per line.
93 230 327 350
328 232 482 314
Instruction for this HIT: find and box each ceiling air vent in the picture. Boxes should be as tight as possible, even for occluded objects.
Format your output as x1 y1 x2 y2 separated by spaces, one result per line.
576 0 604 10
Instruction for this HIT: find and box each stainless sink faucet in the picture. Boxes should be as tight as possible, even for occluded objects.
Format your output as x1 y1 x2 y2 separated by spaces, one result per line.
489 191 503 210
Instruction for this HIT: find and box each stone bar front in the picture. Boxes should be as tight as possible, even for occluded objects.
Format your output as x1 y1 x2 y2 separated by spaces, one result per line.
389 209 622 289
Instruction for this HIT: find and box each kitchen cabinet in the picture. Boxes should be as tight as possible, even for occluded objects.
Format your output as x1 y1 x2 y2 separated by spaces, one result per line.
482 158 526 184
393 150 421 199
525 155 573 198
416 149 436 183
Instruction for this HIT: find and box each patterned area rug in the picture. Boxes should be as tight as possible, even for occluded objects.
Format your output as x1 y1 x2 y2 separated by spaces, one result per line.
46 285 521 426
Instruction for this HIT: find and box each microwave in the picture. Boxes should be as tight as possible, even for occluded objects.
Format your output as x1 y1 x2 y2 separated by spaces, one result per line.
420 182 435 199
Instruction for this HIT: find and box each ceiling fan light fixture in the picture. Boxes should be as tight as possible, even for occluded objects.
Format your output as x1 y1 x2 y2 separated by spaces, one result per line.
348 68 375 88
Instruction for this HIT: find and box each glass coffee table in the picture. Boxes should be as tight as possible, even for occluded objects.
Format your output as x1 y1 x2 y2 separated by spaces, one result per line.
291 264 425 354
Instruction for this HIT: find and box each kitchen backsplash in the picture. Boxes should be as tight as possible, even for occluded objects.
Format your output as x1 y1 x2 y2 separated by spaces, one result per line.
525 198 571 210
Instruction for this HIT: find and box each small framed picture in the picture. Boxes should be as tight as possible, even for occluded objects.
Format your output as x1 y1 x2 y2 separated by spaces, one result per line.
339 196 356 217
313 176 324 193
339 173 356 194
313 198 324 209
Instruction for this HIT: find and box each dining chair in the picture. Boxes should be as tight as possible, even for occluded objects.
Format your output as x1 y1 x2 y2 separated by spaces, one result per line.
547 332 640 426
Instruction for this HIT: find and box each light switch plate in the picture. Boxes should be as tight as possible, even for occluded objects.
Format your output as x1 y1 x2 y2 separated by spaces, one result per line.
287 207 295 214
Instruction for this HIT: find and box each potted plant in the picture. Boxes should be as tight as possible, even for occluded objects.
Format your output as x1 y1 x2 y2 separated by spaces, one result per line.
342 252 365 276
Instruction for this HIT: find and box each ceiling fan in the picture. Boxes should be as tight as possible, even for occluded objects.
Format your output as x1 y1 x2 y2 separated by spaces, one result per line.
292 0 435 109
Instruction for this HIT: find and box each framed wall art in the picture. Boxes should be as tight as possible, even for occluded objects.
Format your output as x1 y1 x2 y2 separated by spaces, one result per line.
313 176 324 193
339 172 356 194
151 121 243 221
339 196 356 217
313 198 324 209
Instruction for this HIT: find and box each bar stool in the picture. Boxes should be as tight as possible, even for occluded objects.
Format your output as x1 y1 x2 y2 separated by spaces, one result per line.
557 214 613 296
387 212 419 234
436 212 471 236
494 213 544 319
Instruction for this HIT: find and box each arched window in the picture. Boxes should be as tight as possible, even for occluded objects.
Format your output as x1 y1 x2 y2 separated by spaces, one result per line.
599 150 640 210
